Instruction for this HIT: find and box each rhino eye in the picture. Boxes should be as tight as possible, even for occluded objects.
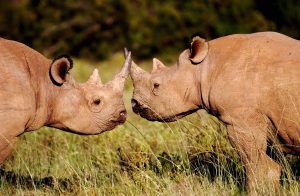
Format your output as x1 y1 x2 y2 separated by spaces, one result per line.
154 83 160 89
93 99 101 105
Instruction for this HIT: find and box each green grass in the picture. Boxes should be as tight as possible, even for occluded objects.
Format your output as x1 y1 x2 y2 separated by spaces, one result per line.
0 53 299 195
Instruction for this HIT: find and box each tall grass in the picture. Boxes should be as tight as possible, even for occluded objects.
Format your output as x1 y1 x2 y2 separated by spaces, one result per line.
0 53 299 195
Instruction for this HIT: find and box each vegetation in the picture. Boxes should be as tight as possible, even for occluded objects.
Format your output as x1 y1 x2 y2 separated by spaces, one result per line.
0 0 299 60
0 55 299 195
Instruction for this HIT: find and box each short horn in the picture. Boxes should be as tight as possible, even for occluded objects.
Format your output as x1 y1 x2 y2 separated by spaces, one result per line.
129 59 149 82
152 58 166 73
86 69 102 85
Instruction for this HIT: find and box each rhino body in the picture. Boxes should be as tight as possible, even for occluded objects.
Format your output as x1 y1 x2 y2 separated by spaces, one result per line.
130 32 300 193
0 38 131 163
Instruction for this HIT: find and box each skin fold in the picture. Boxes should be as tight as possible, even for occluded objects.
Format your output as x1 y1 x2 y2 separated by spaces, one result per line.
130 32 300 194
0 38 131 164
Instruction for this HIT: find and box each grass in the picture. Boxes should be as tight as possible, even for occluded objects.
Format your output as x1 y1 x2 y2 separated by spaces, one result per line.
0 53 299 195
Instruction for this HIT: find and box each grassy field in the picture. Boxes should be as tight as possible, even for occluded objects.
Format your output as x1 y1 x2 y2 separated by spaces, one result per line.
0 53 299 195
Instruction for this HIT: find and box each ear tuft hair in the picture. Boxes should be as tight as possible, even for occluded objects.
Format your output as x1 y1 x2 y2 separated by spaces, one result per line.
52 54 73 69
191 32 203 40
184 33 205 52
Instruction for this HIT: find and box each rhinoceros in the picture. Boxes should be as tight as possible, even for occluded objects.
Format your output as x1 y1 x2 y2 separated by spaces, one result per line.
0 38 131 164
130 32 300 193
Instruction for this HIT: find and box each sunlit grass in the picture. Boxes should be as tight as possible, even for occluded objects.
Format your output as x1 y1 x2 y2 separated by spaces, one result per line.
0 53 299 195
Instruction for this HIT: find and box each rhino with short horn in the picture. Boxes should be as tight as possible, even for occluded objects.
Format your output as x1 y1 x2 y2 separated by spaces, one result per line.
130 32 300 193
0 38 131 163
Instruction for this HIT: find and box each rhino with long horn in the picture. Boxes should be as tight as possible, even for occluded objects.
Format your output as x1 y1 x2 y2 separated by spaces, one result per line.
0 37 131 164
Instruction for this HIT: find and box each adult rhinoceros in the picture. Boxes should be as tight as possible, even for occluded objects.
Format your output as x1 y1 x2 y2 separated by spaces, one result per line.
0 38 131 164
129 32 300 193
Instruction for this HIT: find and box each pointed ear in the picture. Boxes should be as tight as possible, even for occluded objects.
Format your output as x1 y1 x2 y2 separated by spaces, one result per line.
152 58 166 73
50 55 73 86
189 36 208 64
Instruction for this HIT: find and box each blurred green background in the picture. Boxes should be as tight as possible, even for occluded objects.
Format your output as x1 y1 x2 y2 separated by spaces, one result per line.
0 0 299 60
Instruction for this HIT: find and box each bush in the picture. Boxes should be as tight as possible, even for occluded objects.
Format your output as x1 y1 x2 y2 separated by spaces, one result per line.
0 0 299 60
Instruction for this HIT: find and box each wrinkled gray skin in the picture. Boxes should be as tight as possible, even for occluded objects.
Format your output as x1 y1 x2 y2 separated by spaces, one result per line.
0 38 131 164
130 32 300 194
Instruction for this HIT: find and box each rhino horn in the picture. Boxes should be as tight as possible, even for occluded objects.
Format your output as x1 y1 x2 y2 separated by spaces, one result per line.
109 49 132 91
86 69 102 85
152 58 166 73
130 59 149 82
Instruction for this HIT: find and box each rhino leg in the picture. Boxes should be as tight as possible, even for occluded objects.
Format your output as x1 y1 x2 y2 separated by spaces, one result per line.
0 137 17 164
0 113 26 164
227 119 281 195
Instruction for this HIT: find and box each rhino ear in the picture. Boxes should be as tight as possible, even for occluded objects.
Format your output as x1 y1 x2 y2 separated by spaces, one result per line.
50 55 73 86
189 35 208 64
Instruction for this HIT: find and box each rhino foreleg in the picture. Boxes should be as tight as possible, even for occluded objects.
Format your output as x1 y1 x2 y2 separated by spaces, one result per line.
227 122 281 195
0 115 23 164
0 136 17 164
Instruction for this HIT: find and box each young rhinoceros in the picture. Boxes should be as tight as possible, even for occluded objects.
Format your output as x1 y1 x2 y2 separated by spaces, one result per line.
0 38 131 164
130 32 300 193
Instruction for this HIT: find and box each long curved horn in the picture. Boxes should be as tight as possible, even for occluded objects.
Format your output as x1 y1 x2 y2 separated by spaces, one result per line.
109 49 132 91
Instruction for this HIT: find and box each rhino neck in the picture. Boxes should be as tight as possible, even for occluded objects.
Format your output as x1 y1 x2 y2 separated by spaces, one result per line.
42 86 65 130
196 48 219 115
24 55 57 131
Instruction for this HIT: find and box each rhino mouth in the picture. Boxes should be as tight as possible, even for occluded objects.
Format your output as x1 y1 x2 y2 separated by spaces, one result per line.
110 110 126 123
132 99 198 122
99 120 124 133
131 100 162 121
133 106 160 121
164 108 199 121
110 117 126 125
104 123 120 131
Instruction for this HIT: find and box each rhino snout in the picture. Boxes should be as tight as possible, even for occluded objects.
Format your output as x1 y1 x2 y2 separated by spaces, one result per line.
131 99 140 114
117 110 127 123
131 99 156 120
110 110 127 124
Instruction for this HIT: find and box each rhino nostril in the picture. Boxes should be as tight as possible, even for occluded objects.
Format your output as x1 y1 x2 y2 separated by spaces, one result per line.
131 99 141 114
131 99 138 109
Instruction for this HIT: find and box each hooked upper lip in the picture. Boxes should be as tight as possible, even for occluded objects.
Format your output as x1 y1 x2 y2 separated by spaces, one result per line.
118 110 127 123
111 110 127 124
130 99 198 122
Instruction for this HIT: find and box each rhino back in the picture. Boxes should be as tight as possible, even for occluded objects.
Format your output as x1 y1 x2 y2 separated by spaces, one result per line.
207 32 300 151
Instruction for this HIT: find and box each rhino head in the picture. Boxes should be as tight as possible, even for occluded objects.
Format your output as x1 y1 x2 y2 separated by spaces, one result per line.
130 36 208 122
47 50 131 134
